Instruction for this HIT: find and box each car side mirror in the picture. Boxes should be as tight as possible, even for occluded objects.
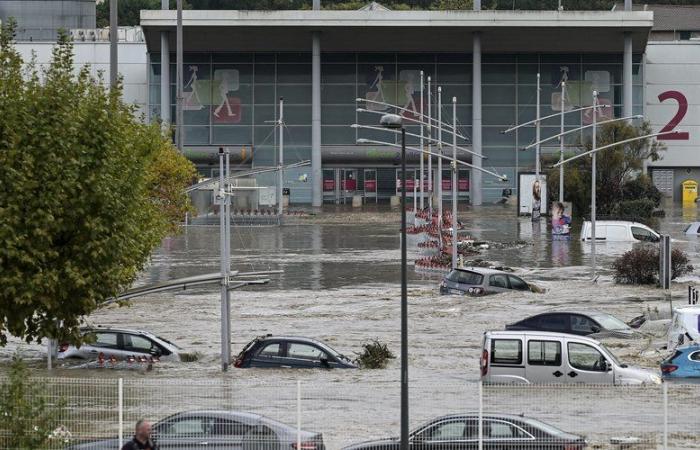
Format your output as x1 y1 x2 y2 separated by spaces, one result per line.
591 326 601 334
320 357 330 368
603 360 611 372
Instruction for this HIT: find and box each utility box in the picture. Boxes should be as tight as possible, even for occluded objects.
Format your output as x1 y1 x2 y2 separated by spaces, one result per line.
682 179 698 206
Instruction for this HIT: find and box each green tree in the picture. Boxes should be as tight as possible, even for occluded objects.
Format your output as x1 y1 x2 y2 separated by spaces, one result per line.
0 21 196 346
0 355 67 449
545 121 664 218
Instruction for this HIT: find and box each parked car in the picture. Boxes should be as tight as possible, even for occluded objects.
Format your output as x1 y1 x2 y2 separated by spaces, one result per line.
69 410 325 450
342 413 586 450
480 330 661 385
661 344 700 379
58 327 184 362
439 268 531 296
667 306 700 351
580 220 659 243
505 311 636 339
234 335 357 369
684 222 700 235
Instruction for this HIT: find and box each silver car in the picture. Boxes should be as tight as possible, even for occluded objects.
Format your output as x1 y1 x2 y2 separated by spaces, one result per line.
440 267 530 296
58 327 184 362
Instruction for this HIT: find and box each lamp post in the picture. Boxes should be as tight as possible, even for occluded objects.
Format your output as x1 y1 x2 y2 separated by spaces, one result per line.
380 113 408 450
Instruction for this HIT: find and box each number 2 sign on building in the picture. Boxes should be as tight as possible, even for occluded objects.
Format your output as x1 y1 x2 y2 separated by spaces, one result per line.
658 90 690 140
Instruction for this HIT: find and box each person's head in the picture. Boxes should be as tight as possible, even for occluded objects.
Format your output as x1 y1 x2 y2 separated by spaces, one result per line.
135 419 152 440
554 202 564 215
532 180 541 200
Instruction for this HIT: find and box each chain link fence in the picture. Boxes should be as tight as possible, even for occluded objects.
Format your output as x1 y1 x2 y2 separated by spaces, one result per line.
1 378 699 450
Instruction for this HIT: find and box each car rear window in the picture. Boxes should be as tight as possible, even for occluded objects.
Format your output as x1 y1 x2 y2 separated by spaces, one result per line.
490 339 522 365
446 270 483 285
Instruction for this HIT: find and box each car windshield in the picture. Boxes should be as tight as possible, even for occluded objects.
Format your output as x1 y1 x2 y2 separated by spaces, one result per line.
446 270 483 285
156 335 181 349
590 314 630 331
599 343 623 367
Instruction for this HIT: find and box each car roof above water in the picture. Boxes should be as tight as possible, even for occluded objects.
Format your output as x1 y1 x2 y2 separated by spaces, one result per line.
452 267 510 276
485 330 602 344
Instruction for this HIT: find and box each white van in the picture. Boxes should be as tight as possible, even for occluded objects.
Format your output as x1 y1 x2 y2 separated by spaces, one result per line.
667 306 700 350
580 220 659 243
480 330 660 385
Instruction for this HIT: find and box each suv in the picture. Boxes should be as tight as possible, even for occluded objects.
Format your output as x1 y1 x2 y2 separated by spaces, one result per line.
440 268 531 296
58 328 184 362
234 335 357 369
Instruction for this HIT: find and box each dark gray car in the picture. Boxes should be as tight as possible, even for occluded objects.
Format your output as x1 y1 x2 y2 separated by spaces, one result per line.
439 268 530 296
69 410 325 450
343 413 586 450
234 335 357 369
505 311 637 339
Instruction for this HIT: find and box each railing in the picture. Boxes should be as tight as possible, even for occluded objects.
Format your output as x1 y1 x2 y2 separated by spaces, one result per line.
0 378 698 450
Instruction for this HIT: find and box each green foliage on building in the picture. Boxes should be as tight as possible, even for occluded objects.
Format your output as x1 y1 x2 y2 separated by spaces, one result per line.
0 20 196 347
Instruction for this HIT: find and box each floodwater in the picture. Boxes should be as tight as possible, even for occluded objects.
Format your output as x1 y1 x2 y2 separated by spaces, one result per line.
3 204 700 448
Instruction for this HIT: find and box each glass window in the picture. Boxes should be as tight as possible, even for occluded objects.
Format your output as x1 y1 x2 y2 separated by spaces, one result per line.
486 421 528 439
211 419 252 436
160 417 210 437
427 420 466 441
538 314 569 332
528 340 562 366
489 274 509 289
571 315 598 334
276 64 312 84
446 270 483 285
92 332 118 348
491 339 522 365
690 351 700 362
568 342 608 372
508 276 529 291
259 343 281 357
322 64 356 84
631 226 658 242
483 64 516 84
124 335 154 352
288 343 325 360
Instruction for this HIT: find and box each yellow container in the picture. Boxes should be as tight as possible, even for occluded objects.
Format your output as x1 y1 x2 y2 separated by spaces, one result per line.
682 179 698 205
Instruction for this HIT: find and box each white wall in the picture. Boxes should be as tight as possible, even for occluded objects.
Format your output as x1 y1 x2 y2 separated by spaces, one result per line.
646 41 700 167
14 41 149 119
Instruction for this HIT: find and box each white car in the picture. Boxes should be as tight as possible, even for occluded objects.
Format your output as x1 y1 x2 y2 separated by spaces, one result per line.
581 220 659 243
58 327 184 362
684 222 700 235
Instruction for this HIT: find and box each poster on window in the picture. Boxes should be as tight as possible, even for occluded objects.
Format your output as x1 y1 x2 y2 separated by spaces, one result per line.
518 173 547 218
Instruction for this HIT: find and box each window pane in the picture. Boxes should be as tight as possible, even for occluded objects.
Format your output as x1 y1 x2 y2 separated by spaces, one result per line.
528 340 562 366
538 314 568 332
568 342 607 372
491 339 522 364
489 274 509 288
571 316 598 334
93 333 118 348
508 276 529 291
288 343 324 360
429 420 466 441
259 344 280 357
127 335 153 351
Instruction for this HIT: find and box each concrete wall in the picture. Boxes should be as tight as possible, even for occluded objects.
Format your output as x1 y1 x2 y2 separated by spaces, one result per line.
0 0 95 41
14 41 148 118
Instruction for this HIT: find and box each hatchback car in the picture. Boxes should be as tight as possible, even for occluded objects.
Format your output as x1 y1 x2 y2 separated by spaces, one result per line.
660 344 700 379
234 335 357 369
440 268 530 296
506 311 636 339
343 413 586 450
58 328 184 362
69 410 325 450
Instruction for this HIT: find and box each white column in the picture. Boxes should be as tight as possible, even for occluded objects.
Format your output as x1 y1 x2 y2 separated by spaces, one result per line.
311 1 322 207
109 0 118 88
624 0 633 120
160 0 170 129
472 31 483 206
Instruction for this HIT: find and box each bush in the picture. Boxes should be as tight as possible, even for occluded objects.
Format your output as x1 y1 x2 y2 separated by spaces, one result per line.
613 246 694 285
622 176 663 208
354 340 395 369
614 199 657 220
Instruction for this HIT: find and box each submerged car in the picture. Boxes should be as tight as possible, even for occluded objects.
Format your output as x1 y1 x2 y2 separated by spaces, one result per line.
69 410 326 450
506 311 636 339
661 344 700 379
234 335 357 369
58 327 184 362
342 413 586 450
440 268 531 296
580 220 659 243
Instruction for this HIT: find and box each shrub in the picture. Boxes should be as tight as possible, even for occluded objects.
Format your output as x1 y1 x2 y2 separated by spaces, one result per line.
613 246 694 285
614 199 657 220
354 340 396 369
622 176 663 208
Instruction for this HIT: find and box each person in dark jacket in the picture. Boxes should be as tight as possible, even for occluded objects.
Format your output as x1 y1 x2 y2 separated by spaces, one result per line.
121 419 157 450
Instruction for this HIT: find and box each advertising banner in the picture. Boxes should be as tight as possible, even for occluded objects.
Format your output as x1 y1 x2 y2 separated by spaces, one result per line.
518 173 547 218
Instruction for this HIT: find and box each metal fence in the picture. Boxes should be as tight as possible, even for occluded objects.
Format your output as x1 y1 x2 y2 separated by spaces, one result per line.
1 378 699 450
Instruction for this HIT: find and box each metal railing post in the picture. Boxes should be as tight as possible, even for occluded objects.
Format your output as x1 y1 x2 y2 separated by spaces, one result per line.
478 381 483 450
297 380 302 450
118 378 124 448
663 382 668 450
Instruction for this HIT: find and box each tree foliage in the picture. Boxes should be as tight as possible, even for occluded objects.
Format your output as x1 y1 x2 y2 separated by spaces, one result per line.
0 21 196 346
545 121 664 218
613 247 693 285
0 355 68 449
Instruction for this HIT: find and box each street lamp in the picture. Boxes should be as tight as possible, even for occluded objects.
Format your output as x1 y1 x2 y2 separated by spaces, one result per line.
380 113 408 450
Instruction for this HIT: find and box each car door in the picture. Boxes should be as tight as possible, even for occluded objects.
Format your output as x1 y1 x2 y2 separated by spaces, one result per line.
507 275 530 291
154 415 214 449
284 342 328 369
483 419 535 449
487 274 510 293
122 333 160 358
570 314 600 335
525 338 565 383
84 331 124 359
413 417 472 450
249 342 288 368
565 340 614 384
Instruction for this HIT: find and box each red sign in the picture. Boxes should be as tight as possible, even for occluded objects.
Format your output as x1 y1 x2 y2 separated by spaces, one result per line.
442 179 452 190
458 179 469 191
341 179 357 191
323 179 335 191
365 180 377 192
396 179 416 190
212 96 242 124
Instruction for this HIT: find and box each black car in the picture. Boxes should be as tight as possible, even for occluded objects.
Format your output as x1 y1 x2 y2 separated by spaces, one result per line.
505 311 636 338
234 335 358 369
343 413 586 450
69 410 326 450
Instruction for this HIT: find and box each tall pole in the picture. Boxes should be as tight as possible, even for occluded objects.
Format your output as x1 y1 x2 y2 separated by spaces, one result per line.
591 91 598 280
559 81 565 202
437 87 443 245
535 73 541 178
219 148 231 371
109 0 117 88
278 97 285 216
399 128 409 450
311 0 322 207
451 97 458 269
623 0 633 120
427 77 433 213
419 71 425 211
176 0 183 152
159 0 170 130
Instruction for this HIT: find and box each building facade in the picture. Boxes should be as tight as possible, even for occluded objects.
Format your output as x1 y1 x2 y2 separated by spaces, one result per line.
0 0 95 41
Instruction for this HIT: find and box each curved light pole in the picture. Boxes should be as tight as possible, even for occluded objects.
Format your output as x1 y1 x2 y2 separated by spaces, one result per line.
379 113 408 450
